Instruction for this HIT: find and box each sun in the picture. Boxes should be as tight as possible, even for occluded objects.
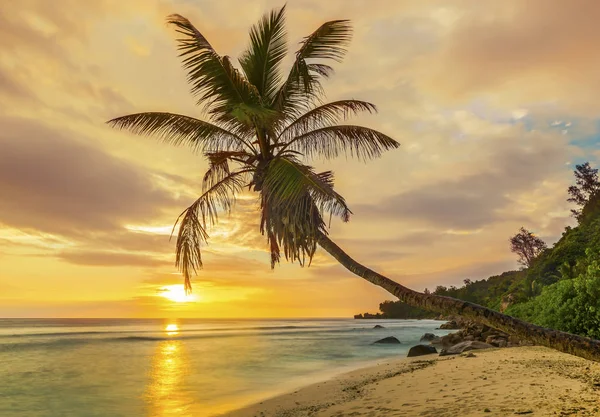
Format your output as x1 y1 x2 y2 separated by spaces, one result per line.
159 285 199 303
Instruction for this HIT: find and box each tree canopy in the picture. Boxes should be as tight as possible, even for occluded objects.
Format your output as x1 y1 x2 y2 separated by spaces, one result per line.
108 6 399 292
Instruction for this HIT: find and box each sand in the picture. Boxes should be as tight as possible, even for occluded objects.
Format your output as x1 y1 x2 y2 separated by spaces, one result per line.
224 347 600 417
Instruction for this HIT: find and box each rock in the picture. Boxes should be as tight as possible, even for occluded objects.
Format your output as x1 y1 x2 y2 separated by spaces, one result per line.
373 325 385 329
439 320 460 330
438 332 464 347
407 345 438 357
439 341 494 356
461 352 476 358
486 336 508 347
464 335 475 341
373 336 401 344
420 333 437 342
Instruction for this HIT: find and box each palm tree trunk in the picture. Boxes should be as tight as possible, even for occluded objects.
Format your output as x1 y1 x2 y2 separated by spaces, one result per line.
317 232 600 362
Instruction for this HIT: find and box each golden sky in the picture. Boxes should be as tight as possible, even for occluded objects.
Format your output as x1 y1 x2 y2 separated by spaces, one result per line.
1 0 597 318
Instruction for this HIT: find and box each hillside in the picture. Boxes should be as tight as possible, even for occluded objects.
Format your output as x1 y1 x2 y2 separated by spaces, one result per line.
361 169 600 338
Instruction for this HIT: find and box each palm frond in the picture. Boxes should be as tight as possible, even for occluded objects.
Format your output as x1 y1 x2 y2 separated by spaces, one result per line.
262 157 351 223
279 125 400 161
259 157 350 268
166 14 266 125
239 5 288 101
172 169 251 292
276 100 376 142
272 19 353 114
107 112 255 153
296 19 353 62
202 150 253 191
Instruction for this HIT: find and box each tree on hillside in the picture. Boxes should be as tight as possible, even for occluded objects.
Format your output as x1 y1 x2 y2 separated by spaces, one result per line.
510 227 547 268
568 162 600 219
108 6 600 361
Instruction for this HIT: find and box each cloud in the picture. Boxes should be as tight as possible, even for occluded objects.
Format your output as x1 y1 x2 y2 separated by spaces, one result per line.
0 116 180 237
414 0 600 113
356 131 569 229
0 68 35 102
57 251 170 267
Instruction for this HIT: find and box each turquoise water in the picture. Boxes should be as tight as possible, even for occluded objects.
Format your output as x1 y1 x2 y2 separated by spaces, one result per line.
0 318 449 416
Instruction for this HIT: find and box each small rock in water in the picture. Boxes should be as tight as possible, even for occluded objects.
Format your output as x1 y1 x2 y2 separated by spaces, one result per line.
373 336 401 344
419 333 437 342
373 325 385 329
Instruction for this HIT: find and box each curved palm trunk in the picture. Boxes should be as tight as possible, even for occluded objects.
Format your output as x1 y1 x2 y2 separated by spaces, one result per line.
317 232 600 362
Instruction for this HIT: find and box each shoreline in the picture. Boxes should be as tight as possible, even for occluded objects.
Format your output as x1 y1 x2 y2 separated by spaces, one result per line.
223 346 600 417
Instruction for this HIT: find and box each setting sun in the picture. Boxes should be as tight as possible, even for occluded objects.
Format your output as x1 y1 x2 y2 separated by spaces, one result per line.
158 285 199 303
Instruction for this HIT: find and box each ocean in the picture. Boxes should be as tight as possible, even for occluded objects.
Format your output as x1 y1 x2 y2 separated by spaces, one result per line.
0 318 450 416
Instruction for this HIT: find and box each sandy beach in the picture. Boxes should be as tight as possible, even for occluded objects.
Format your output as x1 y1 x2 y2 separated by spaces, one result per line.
225 347 600 417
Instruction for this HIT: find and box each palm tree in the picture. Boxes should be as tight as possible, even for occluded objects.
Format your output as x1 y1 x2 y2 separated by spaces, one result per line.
108 6 600 361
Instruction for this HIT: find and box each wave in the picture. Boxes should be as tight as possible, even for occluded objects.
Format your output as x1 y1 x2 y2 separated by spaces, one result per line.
0 325 430 351
0 324 351 339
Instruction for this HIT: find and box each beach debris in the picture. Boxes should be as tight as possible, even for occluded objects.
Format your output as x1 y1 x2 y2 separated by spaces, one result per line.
439 341 494 356
407 345 438 357
373 336 401 344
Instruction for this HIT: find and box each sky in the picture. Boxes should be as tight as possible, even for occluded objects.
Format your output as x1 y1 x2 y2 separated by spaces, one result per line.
1 0 600 318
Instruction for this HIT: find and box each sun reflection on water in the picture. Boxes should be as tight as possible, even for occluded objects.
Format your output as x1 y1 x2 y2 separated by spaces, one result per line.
165 324 179 336
145 339 191 417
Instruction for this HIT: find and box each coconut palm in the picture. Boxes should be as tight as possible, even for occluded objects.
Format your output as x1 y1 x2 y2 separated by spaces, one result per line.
108 6 600 361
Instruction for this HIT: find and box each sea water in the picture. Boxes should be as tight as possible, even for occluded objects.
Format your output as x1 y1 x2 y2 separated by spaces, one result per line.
0 318 450 416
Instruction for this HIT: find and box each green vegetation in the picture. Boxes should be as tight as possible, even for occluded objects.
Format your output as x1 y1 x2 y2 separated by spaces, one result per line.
506 248 600 339
370 163 600 340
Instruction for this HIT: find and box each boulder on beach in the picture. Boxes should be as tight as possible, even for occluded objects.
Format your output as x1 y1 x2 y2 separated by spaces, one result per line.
373 336 401 344
407 345 438 357
439 341 494 356
373 325 385 329
437 332 463 347
419 333 437 342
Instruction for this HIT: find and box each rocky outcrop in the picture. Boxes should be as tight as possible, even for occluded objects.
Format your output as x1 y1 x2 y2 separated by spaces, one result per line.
433 332 463 347
407 345 437 357
439 341 494 356
434 320 532 349
373 336 401 344
439 320 460 329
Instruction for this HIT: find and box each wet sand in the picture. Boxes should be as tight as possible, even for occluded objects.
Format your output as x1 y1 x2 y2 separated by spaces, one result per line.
224 346 600 417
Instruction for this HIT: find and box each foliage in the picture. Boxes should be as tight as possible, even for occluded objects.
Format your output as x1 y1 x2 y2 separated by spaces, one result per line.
369 270 524 318
108 7 399 292
567 162 600 219
509 227 547 268
378 300 437 319
506 249 600 339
